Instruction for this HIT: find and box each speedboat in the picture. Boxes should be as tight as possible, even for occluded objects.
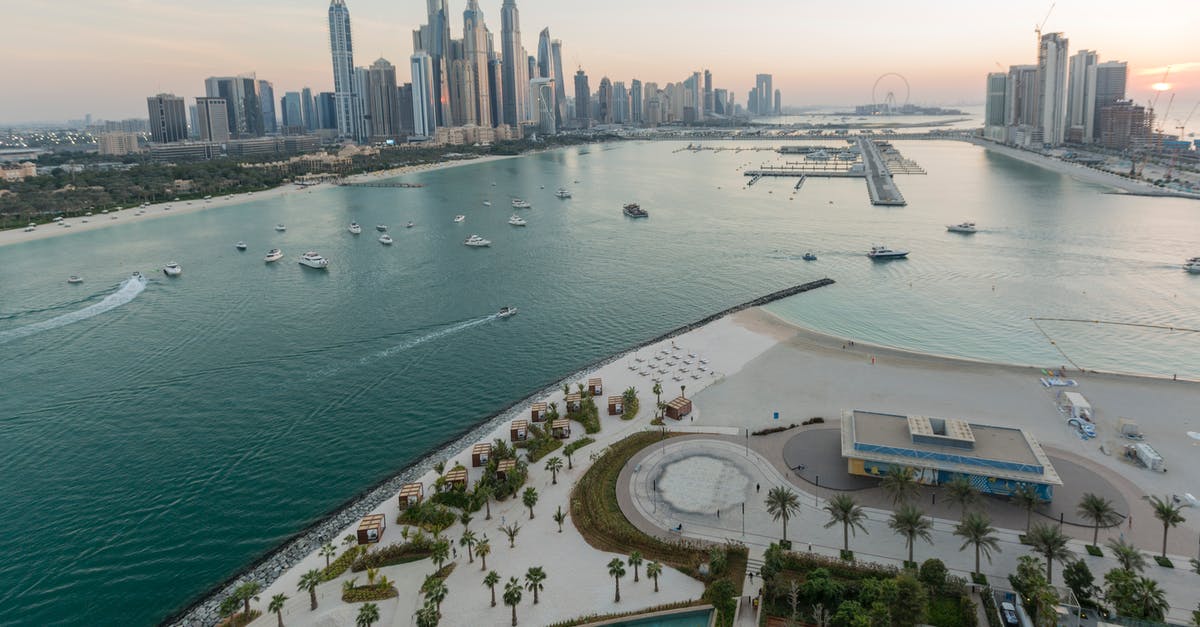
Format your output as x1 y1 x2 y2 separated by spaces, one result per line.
508 214 527 226
1185 257 1200 274
483 200 492 207
163 262 183 277
498 306 518 318
379 233 394 245
802 252 817 261
348 222 362 234
67 275 83 284
131 271 142 279
867 245 909 260
275 224 286 232
555 188 572 198
946 222 977 233
454 215 466 223
236 241 247 250
264 248 284 263
511 199 531 209
299 251 329 268
622 203 648 218
375 224 388 232
463 234 491 247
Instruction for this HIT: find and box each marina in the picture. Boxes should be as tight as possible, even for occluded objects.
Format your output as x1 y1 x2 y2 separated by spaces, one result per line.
741 138 914 205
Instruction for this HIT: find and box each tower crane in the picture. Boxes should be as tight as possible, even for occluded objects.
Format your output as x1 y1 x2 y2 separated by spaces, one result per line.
1035 3 1056 46
1165 101 1198 181
1132 67 1172 178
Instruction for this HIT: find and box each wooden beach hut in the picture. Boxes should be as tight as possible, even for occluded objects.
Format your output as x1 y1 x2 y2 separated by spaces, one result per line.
607 395 623 416
357 513 386 545
565 392 582 413
443 466 469 489
496 458 517 481
551 418 571 439
510 419 529 442
471 442 492 467
397 482 424 509
665 396 693 420
531 402 547 422
588 377 603 396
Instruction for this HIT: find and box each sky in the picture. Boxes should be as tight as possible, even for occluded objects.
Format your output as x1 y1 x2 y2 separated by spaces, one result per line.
1 0 1198 125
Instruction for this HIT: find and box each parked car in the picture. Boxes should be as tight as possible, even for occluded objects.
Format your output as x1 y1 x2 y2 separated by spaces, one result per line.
1000 602 1019 627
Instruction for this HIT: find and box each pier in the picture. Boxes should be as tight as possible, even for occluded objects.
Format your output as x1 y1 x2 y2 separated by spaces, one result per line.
857 137 907 206
336 181 425 188
737 139 916 206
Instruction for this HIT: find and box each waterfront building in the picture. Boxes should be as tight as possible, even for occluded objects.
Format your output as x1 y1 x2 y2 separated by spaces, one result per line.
447 41 476 126
354 66 372 141
1093 61 1127 141
317 92 336 130
530 77 555 134
630 79 643 124
643 82 660 127
0 161 37 181
281 92 305 133
204 76 263 137
573 68 590 127
984 72 1008 142
1066 50 1098 144
550 39 567 127
1097 100 1153 151
328 0 358 140
301 87 316 131
258 80 277 134
1005 64 1039 147
195 96 231 143
188 104 198 138
411 52 436 137
774 89 781 115
500 0 527 126
368 58 403 141
146 93 187 143
755 74 773 117
488 56 504 128
463 0 492 128
703 69 713 118
747 88 757 115
98 132 140 156
613 81 628 124
398 83 415 136
413 0 453 128
536 27 551 78
712 88 727 116
1037 32 1069 146
597 77 613 124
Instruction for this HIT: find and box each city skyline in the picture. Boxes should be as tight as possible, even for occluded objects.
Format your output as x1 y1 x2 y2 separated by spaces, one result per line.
2 0 1198 124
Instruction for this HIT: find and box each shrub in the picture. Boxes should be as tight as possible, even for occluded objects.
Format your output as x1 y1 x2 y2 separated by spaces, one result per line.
322 546 364 581
801 417 826 426
430 488 476 511
927 595 976 627
1085 545 1103 557
563 437 595 457
840 549 855 562
971 572 988 586
525 435 562 462
751 424 797 436
398 502 458 534
341 583 398 603
1153 555 1173 568
620 392 640 421
351 542 433 571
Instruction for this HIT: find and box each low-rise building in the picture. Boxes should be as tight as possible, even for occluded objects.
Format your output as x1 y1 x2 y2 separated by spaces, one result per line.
0 161 37 181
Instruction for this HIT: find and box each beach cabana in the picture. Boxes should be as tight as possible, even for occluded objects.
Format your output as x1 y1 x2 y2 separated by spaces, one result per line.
471 442 492 467
531 402 547 422
607 395 623 416
496 458 517 480
565 392 582 413
397 482 424 509
443 466 469 489
510 419 529 442
665 396 692 420
588 378 603 396
356 514 386 545
551 418 571 439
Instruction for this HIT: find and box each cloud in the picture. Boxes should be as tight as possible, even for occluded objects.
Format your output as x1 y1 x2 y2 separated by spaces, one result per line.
1137 61 1200 76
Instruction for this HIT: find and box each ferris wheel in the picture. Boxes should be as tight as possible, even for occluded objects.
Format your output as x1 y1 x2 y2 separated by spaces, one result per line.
872 73 911 115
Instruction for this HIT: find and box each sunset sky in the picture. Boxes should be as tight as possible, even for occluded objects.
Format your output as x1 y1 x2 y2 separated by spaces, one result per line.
2 0 1198 125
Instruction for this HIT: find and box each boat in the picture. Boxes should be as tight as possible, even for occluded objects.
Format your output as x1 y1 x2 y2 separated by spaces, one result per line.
555 189 572 198
1185 257 1200 274
498 306 518 318
463 234 491 247
375 224 388 232
802 252 817 261
406 221 415 228
946 221 977 233
275 224 286 232
454 215 466 223
299 251 329 268
622 203 649 218
67 275 83 284
379 233 394 245
348 222 362 234
483 200 492 207
131 271 141 279
508 214 527 226
511 199 531 209
808 150 831 161
867 245 909 259
264 248 284 263
163 262 183 277
236 241 247 250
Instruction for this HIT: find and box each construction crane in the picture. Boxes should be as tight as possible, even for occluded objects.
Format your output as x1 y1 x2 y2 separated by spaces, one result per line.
1165 101 1198 181
1035 3 1056 46
1132 67 1172 178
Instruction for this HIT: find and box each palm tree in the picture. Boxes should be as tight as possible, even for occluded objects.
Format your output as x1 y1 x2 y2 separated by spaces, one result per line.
1130 577 1169 621
414 600 440 627
432 539 450 570
822 494 868 552
235 581 262 618
1026 523 1072 582
944 476 980 520
460 530 478 563
426 578 448 612
545 456 563 484
478 483 494 520
524 566 546 603
765 486 801 542
320 542 337 568
460 511 474 529
562 383 571 397
954 512 1001 575
1010 484 1041 532
523 487 539 519
680 384 687 399
553 505 567 532
628 551 644 582
501 522 521 548
297 569 322 610
880 466 920 505
484 570 500 607
356 602 380 627
1106 537 1147 572
888 504 933 564
1149 495 1185 558
652 382 662 414
504 576 523 626
268 593 288 627
1077 493 1121 546
476 537 491 570
646 561 663 592
342 534 357 549
608 557 627 602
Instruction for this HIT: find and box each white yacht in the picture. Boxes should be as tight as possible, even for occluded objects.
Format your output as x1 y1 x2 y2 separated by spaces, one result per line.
946 221 977 233
463 234 491 247
348 222 362 234
67 275 83 284
508 214 527 226
498 306 518 318
867 245 909 260
1185 257 1200 274
406 221 415 228
375 224 388 232
454 215 466 223
236 241 247 250
511 199 532 209
163 262 183 277
379 233 394 245
275 224 287 232
264 248 284 263
808 150 831 161
555 188 572 198
299 251 329 268
483 200 492 207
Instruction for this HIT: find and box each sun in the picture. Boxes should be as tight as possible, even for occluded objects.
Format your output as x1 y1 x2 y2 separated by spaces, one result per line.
1152 82 1171 91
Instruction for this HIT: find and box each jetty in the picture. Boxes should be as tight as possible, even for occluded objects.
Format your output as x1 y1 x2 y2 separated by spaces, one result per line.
337 181 425 188
742 139 911 206
857 137 906 206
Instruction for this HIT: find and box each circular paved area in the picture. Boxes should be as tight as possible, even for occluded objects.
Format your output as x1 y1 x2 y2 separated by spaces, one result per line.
657 454 751 514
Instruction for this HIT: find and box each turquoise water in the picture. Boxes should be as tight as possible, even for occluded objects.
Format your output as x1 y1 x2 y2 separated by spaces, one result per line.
607 607 713 626
1 140 1198 624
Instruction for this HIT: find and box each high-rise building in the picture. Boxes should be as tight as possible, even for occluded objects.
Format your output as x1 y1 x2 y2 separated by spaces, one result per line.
755 74 773 116
984 72 1008 142
259 80 277 134
1098 100 1152 150
411 52 436 137
146 93 187 143
1093 61 1127 140
281 92 304 133
368 57 403 140
703 70 712 118
1006 64 1039 128
188 104 199 138
597 77 613 124
644 82 660 127
573 69 590 127
536 28 551 79
398 83 414 135
1066 50 1098 143
630 79 643 124
413 0 453 128
748 88 757 115
204 75 263 137
530 77 556 134
354 66 372 141
98 132 140 156
500 0 527 126
1037 32 1068 146
317 92 337 129
488 56 504 128
447 40 476 126
712 88 727 116
301 87 316 131
463 0 492 128
549 40 566 127
195 97 231 143
774 89 781 115
328 0 358 140
612 81 628 123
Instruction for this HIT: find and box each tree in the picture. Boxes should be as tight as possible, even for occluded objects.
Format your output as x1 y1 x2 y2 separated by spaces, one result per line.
953 512 1001 575
522 487 539 519
888 504 933 564
356 602 380 627
646 561 663 592
652 381 662 414
484 570 500 607
504 576 523 626
1009 556 1058 627
832 600 871 627
414 600 440 627
478 483 494 520
1105 537 1146 573
891 574 928 627
219 596 241 620
943 476 980 520
320 543 337 568
459 530 478 563
881 466 920 505
460 511 474 529
704 578 737 625
297 569 322 610
1010 484 1041 532
432 538 450 570
476 537 491 570
342 534 357 548
801 569 845 608
1104 569 1168 622
1149 495 1185 557
235 581 262 618
1026 523 1072 582
544 456 563 484
628 551 644 582
918 559 948 594
1061 560 1096 609
823 494 868 552
553 505 567 532
524 566 546 604
1077 493 1121 546
765 486 801 542
608 557 627 602
425 578 448 612
268 593 288 627
501 522 521 548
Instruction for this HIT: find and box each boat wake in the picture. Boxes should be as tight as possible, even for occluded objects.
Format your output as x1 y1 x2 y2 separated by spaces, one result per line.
311 313 497 379
0 275 148 345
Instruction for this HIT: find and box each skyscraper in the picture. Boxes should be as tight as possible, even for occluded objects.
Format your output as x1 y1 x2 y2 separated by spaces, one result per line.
354 66 372 141
281 92 304 133
755 74 773 117
536 28 551 79
1066 50 1098 143
644 82 660 126
317 92 337 129
488 56 504 128
411 52 436 137
258 80 277 134
613 81 628 124
368 57 402 140
597 77 613 124
530 77 556 134
204 75 263 137
549 39 566 127
463 0 492 127
985 73 1008 126
1037 32 1068 146
413 0 453 128
630 79 643 125
398 83 415 135
301 87 316 131
703 70 712 118
500 0 527 126
1093 61 1127 141
573 69 590 127
774 89 781 115
195 97 231 143
448 40 476 126
328 0 358 140
146 93 187 143
713 88 727 116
